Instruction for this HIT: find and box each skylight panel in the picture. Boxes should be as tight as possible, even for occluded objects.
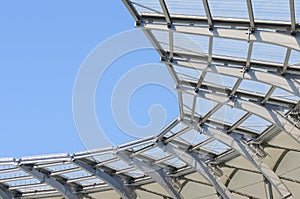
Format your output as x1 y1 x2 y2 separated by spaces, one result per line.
251 42 286 63
210 105 247 125
209 0 248 19
252 0 290 22
272 87 300 102
105 160 132 171
61 170 90 179
165 0 206 16
240 115 271 133
131 0 163 14
173 65 202 81
212 38 248 59
177 129 209 145
174 32 207 54
196 98 218 116
202 140 230 154
289 50 300 68
239 79 271 95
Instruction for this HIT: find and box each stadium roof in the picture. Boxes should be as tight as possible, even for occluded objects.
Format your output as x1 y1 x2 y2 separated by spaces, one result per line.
1 0 300 198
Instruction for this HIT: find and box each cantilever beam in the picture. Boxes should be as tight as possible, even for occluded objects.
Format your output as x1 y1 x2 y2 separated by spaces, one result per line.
116 151 183 199
73 159 137 199
157 141 234 199
19 164 79 199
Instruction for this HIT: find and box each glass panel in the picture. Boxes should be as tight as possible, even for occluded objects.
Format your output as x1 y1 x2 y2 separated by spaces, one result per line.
239 79 271 94
202 140 230 154
165 0 206 16
211 105 247 124
174 65 202 81
240 115 271 133
196 98 218 116
131 0 163 14
251 42 286 63
178 129 209 145
289 50 300 68
174 33 207 54
272 87 300 101
209 0 248 19
252 0 290 22
212 38 248 59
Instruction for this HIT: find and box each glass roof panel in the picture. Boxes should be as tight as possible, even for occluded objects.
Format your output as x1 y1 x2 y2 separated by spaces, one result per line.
131 0 163 14
164 157 186 168
239 79 271 95
182 93 195 115
61 170 90 179
252 0 291 22
76 178 101 186
272 87 300 101
17 185 52 193
212 38 248 59
174 65 202 81
296 1 300 22
5 178 40 187
211 105 247 125
251 42 286 63
204 72 238 89
289 50 300 68
196 97 218 116
202 140 230 154
240 114 271 133
106 160 132 171
165 0 206 16
143 147 170 160
174 32 207 54
177 129 209 145
209 0 248 19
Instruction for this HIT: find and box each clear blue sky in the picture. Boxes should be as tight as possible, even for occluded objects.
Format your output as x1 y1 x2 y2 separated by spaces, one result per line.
0 1 178 158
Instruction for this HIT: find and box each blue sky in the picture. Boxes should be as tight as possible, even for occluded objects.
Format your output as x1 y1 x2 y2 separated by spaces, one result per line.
0 1 178 158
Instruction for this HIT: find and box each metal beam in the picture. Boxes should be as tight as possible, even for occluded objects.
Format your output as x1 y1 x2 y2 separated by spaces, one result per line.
157 142 234 199
159 0 172 25
140 13 299 32
261 86 276 104
283 48 292 74
290 0 296 33
19 164 79 199
181 119 293 199
140 22 300 52
202 0 213 28
169 51 300 75
0 184 21 199
116 151 183 199
227 112 251 132
122 0 141 22
73 159 137 199
246 0 255 29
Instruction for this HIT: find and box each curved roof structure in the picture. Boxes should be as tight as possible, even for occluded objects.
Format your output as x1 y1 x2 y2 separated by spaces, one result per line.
1 0 300 198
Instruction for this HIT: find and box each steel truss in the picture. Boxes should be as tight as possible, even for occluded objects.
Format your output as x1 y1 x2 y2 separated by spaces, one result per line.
0 1 299 199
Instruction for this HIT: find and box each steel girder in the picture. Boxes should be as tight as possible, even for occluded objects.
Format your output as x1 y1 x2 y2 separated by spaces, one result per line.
138 23 300 52
156 141 234 199
73 159 137 199
115 151 183 199
180 119 293 199
0 184 21 199
139 13 299 32
19 165 80 199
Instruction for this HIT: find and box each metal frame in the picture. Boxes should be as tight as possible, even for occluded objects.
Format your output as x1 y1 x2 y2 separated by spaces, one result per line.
0 1 299 199
73 159 137 199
